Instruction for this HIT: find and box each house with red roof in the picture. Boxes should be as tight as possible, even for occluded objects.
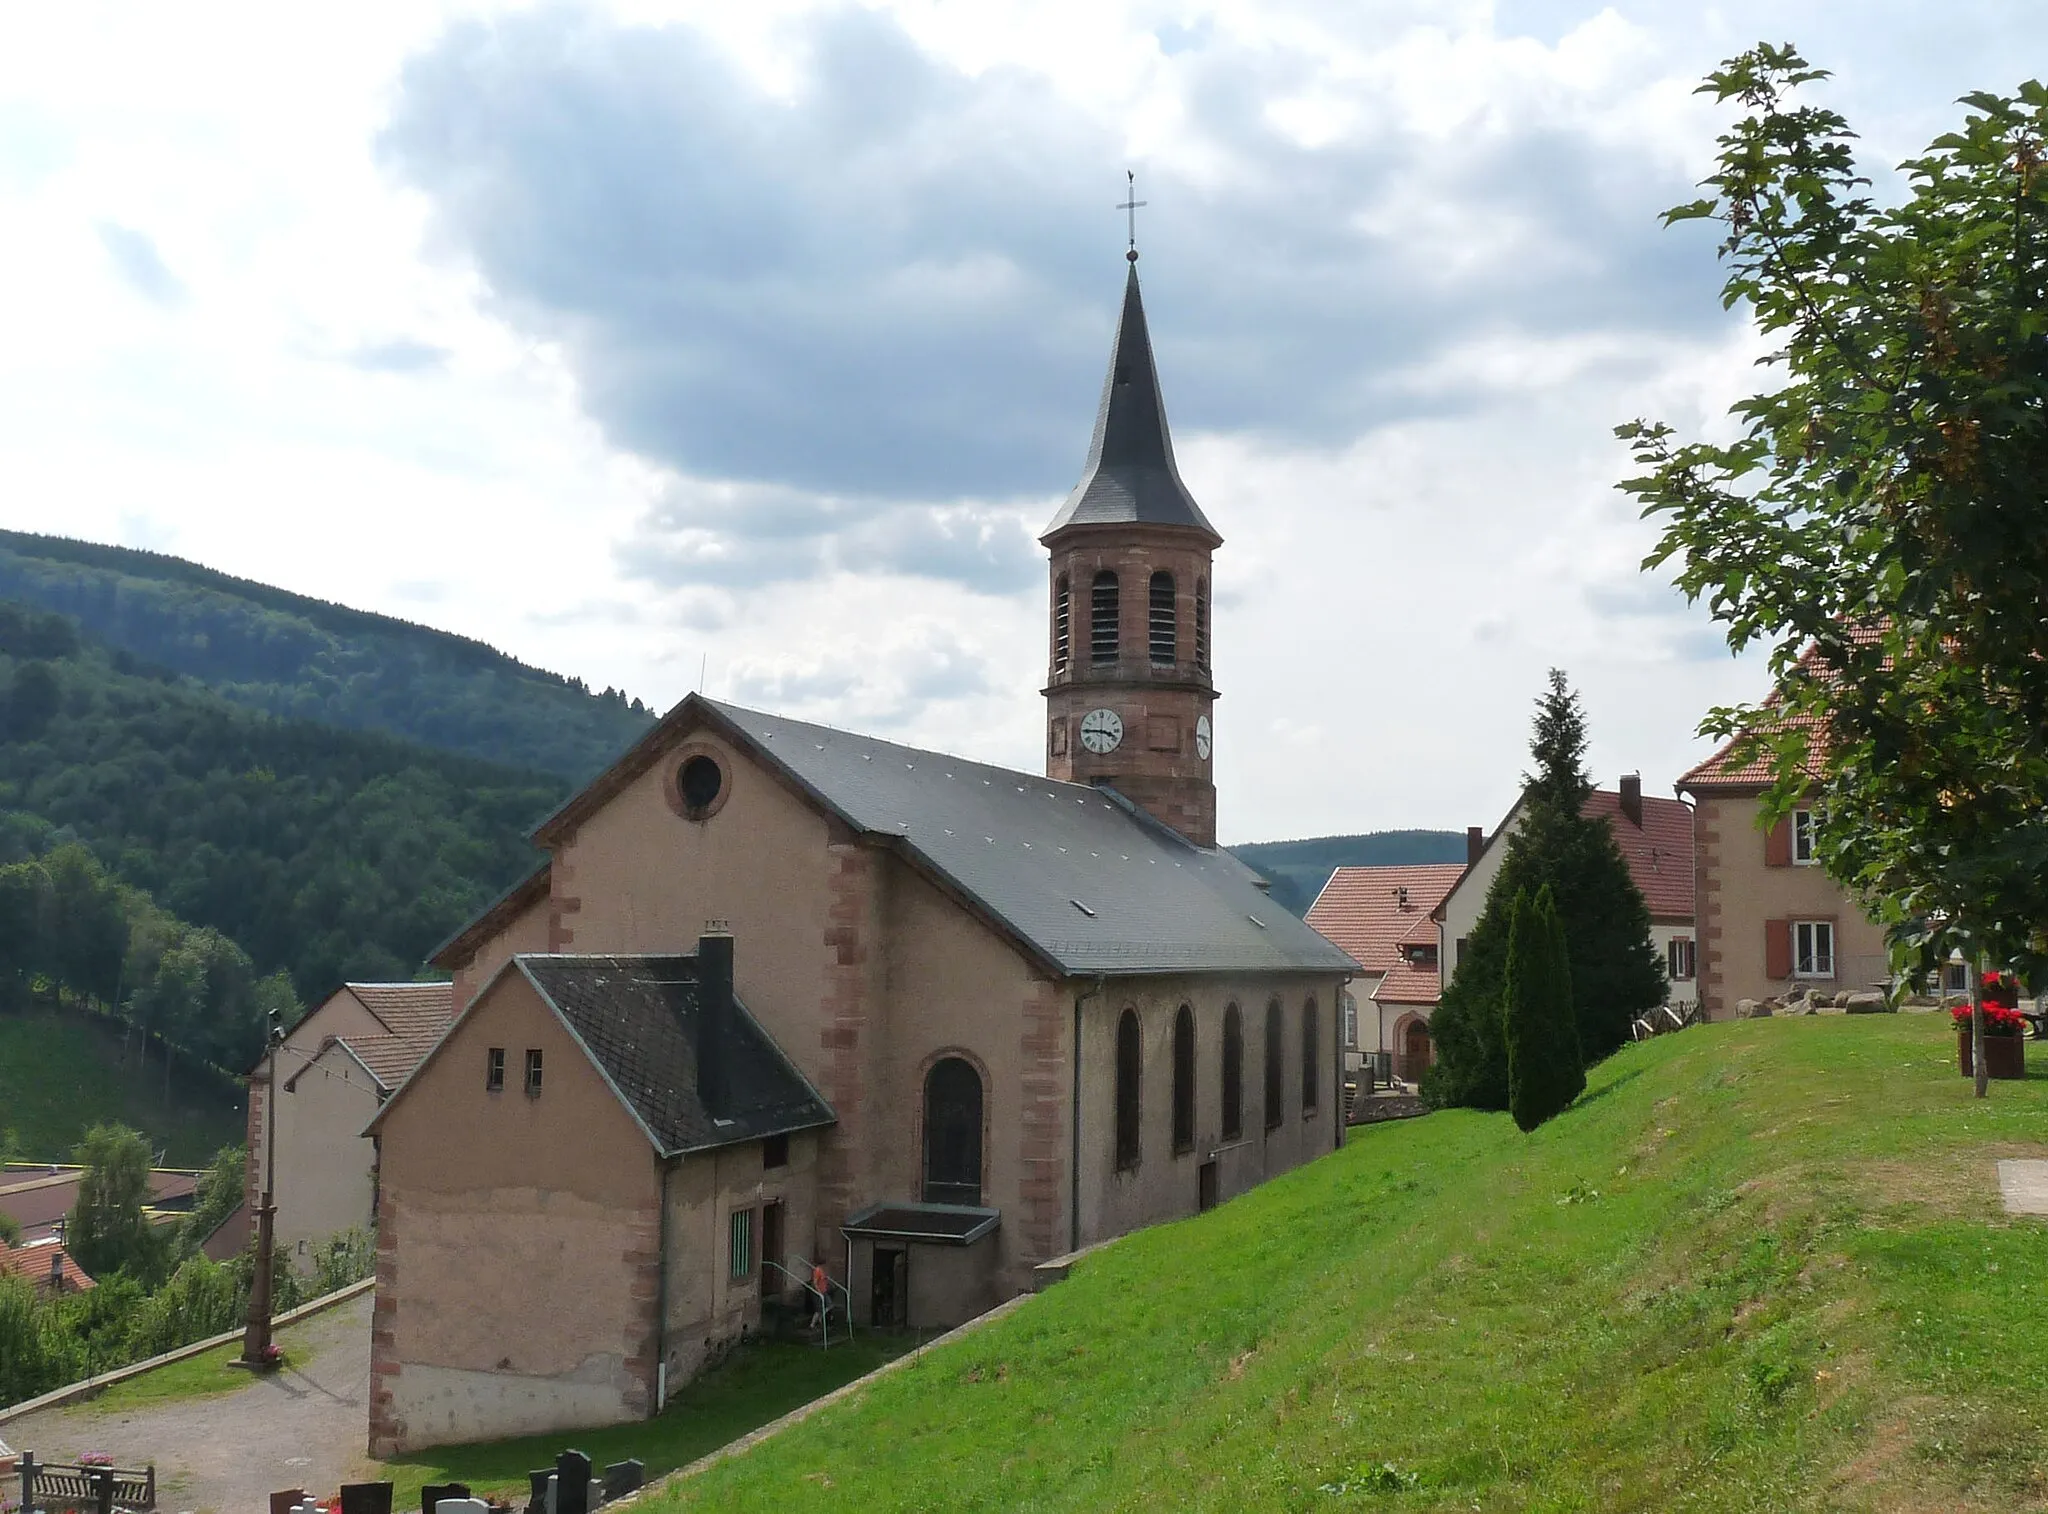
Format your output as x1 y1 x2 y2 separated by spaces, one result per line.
244 981 455 1271
0 1236 94 1297
1429 774 1698 1044
1305 863 1465 1083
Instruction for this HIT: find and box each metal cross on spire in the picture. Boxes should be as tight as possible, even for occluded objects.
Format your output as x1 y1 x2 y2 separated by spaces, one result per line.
1117 169 1147 262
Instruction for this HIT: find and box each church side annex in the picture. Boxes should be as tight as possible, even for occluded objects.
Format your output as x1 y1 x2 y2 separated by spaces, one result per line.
363 247 1360 1456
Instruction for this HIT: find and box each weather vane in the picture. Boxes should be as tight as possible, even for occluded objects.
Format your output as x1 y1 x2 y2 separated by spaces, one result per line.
1117 169 1147 262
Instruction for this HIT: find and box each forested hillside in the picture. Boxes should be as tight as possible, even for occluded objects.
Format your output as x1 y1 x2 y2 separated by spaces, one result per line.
1231 830 1466 915
0 600 561 1000
0 531 654 782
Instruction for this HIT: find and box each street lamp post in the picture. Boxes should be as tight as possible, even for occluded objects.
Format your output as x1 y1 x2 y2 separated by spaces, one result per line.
240 1020 284 1367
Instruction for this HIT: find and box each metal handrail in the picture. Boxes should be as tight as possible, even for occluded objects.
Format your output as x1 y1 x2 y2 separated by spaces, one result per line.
771 1256 856 1347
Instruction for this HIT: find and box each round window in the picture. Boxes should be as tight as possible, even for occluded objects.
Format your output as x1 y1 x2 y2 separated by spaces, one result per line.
677 754 724 818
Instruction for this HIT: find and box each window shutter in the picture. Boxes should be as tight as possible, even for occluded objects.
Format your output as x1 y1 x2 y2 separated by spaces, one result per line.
1764 918 1792 979
1764 817 1792 867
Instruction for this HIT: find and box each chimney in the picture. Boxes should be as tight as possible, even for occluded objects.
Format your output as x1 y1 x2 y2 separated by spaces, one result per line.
49 1250 63 1289
1466 826 1484 866
1620 773 1643 828
695 929 734 1119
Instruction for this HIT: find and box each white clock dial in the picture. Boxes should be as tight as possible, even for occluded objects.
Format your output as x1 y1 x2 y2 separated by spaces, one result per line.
1079 708 1124 754
1195 714 1213 760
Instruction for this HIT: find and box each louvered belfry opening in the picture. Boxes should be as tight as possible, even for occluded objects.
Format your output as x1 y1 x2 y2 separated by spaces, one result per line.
1091 570 1120 664
1149 571 1176 665
1053 575 1071 676
1194 578 1209 671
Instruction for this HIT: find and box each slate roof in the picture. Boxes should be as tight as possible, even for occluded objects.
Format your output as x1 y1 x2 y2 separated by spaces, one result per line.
519 955 835 1156
1040 263 1221 544
701 699 1359 979
1305 865 1464 978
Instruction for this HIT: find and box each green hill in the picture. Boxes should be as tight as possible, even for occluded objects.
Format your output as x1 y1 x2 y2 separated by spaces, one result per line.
0 1007 243 1166
660 1014 2048 1512
1 600 561 998
1231 830 1466 916
0 531 654 783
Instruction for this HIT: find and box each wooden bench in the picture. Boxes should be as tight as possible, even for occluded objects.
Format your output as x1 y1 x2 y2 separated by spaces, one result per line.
17 1453 156 1513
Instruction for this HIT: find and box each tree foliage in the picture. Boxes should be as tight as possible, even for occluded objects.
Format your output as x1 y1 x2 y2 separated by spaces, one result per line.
1427 672 1663 1110
67 1123 170 1286
1504 886 1586 1133
1618 48 2048 991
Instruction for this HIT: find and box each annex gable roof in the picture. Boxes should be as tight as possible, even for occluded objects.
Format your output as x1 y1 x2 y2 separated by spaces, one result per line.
527 694 1358 981
1432 786 1696 929
368 952 835 1158
1304 864 1464 979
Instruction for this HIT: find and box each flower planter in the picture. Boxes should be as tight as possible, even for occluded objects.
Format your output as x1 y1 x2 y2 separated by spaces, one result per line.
1958 1030 2026 1080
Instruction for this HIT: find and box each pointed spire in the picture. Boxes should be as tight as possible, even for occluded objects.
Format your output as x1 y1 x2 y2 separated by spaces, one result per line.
1041 263 1221 545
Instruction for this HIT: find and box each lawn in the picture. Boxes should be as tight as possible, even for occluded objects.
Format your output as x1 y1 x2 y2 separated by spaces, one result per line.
82 1311 342 1412
0 1004 244 1165
653 1013 2048 1512
376 1335 913 1505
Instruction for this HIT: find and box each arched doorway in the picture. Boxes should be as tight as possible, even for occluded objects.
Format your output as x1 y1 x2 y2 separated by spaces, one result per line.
1398 1017 1433 1085
923 1057 983 1206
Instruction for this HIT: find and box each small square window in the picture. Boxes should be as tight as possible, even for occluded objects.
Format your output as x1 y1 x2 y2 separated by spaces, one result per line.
486 1047 505 1092
524 1049 544 1096
762 1133 789 1170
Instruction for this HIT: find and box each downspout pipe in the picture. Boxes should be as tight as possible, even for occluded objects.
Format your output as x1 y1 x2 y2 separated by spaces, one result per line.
653 1153 677 1416
1071 975 1107 1255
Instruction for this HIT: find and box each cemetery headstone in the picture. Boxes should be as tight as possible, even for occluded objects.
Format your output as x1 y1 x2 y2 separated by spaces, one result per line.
342 1483 396 1514
437 1501 488 1514
422 1484 472 1514
526 1471 553 1514
553 1454 593 1514
270 1489 308 1514
602 1462 644 1502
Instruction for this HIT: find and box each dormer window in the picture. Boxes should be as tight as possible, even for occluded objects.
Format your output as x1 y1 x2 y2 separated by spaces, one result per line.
1148 572 1176 665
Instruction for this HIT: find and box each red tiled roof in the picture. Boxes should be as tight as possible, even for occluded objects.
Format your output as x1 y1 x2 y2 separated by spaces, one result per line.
1585 791 1695 923
1305 864 1464 978
0 1238 94 1292
1676 629 1888 793
342 983 454 1090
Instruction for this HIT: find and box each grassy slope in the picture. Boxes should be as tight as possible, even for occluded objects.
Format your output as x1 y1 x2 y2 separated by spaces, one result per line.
661 1015 2048 1513
0 1007 242 1165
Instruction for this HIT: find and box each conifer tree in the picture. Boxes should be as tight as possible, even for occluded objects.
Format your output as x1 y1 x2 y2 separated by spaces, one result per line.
1425 671 1663 1110
1505 886 1586 1132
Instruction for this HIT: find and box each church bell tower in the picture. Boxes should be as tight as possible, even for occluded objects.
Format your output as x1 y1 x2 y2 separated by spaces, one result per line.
1042 245 1221 848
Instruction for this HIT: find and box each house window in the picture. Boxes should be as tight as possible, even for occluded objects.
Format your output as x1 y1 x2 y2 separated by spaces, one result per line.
729 1207 753 1280
763 1132 789 1170
1341 992 1358 1051
1194 578 1209 671
1149 572 1176 665
485 1047 505 1092
524 1049 543 1097
1301 999 1319 1115
1264 999 1284 1132
1794 920 1835 978
1791 808 1818 865
1171 1006 1196 1155
1221 1004 1243 1141
1090 571 1120 664
923 1057 984 1205
1053 575 1071 676
1667 938 1697 982
1115 1009 1142 1170
1943 960 1970 995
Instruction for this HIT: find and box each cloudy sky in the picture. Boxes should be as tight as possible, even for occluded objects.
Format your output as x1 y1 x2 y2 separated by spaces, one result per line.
0 2 2038 843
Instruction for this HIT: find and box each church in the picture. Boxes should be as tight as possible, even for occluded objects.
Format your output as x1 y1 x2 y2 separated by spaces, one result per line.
362 250 1359 1456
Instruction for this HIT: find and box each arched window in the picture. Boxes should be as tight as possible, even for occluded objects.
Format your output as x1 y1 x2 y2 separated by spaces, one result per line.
1172 1005 1196 1155
1091 571 1120 664
1195 577 1209 671
1115 1009 1142 1170
1301 998 1319 1115
1221 1004 1243 1141
1264 998 1285 1131
1149 571 1176 665
922 1057 983 1206
1052 574 1071 677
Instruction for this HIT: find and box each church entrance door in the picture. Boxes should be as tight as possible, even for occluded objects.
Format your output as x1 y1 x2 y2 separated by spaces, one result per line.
1400 1020 1433 1083
1198 1160 1218 1213
872 1247 908 1329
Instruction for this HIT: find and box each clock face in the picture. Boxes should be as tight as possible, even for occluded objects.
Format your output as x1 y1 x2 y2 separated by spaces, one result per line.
1195 714 1213 760
1079 708 1124 754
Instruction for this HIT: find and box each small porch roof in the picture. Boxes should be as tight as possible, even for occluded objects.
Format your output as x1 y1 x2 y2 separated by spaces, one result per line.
841 1202 1001 1246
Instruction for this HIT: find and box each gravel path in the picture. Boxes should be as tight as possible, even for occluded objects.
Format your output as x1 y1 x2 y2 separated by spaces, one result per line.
4 1294 372 1514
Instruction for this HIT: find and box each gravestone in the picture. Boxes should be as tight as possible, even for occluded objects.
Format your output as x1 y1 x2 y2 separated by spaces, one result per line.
553 1454 593 1514
602 1462 644 1502
437 1501 488 1514
526 1470 553 1514
270 1489 308 1514
342 1484 396 1514
422 1484 472 1514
